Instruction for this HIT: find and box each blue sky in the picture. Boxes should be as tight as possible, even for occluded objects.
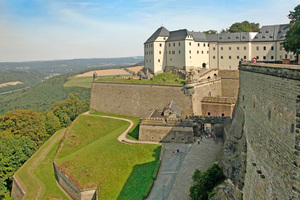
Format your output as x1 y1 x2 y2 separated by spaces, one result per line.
0 0 298 62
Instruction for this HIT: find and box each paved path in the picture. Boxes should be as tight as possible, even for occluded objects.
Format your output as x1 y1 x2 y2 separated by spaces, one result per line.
147 138 223 200
84 112 160 145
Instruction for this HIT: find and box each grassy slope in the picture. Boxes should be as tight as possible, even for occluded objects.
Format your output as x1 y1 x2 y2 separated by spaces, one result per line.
96 72 186 85
16 129 68 200
64 77 93 88
55 113 160 200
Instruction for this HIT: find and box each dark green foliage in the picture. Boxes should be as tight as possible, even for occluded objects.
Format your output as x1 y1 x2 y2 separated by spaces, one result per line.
190 164 225 200
0 73 90 115
43 111 61 135
0 71 47 94
203 30 218 34
51 93 89 127
229 21 260 32
282 5 300 56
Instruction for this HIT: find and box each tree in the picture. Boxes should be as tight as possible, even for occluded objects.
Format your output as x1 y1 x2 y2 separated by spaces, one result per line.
282 5 300 57
228 21 260 32
43 111 61 135
0 110 47 146
203 30 218 34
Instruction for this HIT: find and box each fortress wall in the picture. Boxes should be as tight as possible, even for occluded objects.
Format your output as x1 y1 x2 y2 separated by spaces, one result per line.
218 70 239 97
11 175 25 200
238 63 300 199
90 82 193 118
192 79 222 115
53 162 97 200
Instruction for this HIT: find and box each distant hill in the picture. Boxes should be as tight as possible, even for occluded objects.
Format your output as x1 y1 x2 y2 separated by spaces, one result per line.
0 56 144 74
0 71 47 94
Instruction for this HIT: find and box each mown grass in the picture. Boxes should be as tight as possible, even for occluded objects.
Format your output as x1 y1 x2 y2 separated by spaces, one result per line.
89 110 139 140
55 113 161 200
16 129 69 200
96 72 186 85
64 77 93 88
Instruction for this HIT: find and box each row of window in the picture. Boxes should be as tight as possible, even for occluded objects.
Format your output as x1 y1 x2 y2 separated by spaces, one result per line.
145 51 153 55
145 44 153 48
256 46 274 51
214 55 276 60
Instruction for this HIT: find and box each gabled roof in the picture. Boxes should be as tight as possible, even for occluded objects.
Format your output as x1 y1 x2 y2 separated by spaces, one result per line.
252 24 289 41
206 32 256 42
145 26 169 43
166 29 208 42
163 101 182 117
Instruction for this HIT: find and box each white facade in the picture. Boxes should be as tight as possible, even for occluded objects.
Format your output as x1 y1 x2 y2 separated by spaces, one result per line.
144 25 294 73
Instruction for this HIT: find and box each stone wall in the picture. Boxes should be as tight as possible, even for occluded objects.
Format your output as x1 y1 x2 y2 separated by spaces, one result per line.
11 175 25 200
53 162 97 200
139 118 194 143
239 63 299 199
219 70 239 97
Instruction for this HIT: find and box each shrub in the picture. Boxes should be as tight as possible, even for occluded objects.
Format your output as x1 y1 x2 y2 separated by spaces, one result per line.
189 164 225 200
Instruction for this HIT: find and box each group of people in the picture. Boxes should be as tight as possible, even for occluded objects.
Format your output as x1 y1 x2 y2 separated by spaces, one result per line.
197 133 212 144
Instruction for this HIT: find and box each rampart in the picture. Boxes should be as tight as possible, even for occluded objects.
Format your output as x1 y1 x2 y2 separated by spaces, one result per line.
53 161 97 200
216 62 300 199
11 175 25 200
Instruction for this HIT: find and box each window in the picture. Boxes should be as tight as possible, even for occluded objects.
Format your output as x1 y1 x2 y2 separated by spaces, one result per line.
163 37 166 40
197 51 199 54
204 43 206 47
257 56 259 59
208 112 210 116
244 56 246 59
172 51 175 54
169 51 171 54
244 46 246 50
208 44 209 47
237 47 240 50
173 43 175 46
271 46 274 50
221 47 223 50
213 47 216 50
159 51 161 54
189 42 191 46
236 36 239 39
158 59 160 62
222 114 225 116
280 55 282 59
228 36 231 39
256 46 259 50
179 50 181 54
263 46 266 50
178 42 181 46
290 55 293 59
229 47 231 50
271 56 274 59
266 30 269 33
160 43 162 47
263 56 266 60
229 56 231 59
213 56 216 59
202 51 204 54
170 58 172 61
262 36 265 38
169 43 170 47
207 51 209 54
221 56 223 59
198 43 200 47
237 56 240 59
189 50 191 54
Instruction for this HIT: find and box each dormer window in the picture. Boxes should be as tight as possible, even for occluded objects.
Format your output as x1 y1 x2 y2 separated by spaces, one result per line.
255 36 258 38
270 35 273 38
262 36 265 38
236 36 239 39
266 30 269 33
219 37 222 39
228 36 231 39
242 36 246 39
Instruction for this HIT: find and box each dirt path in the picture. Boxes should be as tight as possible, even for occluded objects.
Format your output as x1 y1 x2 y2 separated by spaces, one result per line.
21 129 66 200
84 112 160 145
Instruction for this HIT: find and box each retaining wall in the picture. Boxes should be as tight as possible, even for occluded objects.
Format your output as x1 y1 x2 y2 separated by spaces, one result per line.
11 175 25 200
53 161 97 200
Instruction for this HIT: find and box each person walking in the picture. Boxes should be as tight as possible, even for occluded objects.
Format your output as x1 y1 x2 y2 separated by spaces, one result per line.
197 139 200 145
200 135 203 141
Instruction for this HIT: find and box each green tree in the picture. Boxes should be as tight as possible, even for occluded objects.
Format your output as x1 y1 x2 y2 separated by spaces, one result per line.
43 111 61 135
203 30 218 34
282 5 300 57
190 164 225 200
0 110 47 146
228 21 260 32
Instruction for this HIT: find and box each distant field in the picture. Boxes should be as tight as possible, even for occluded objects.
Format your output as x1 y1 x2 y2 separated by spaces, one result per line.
126 66 144 73
76 68 130 77
64 77 93 88
55 113 160 200
16 129 68 200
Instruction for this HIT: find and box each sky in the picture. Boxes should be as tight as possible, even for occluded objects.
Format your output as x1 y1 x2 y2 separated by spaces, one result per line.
0 0 298 62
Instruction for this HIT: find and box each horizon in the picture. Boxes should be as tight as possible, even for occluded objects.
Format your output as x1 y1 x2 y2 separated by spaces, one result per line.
0 0 298 62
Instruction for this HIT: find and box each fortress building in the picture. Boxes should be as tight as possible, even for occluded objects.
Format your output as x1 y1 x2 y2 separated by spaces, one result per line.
144 24 295 74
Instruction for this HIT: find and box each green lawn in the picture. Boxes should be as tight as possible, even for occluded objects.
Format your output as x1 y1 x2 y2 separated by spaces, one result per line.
55 113 161 200
16 129 69 200
96 72 186 85
64 77 93 88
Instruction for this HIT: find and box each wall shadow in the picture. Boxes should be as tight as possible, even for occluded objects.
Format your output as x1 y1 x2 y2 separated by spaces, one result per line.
117 146 161 200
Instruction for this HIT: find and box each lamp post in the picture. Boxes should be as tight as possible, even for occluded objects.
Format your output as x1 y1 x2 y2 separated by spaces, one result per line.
162 184 166 200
